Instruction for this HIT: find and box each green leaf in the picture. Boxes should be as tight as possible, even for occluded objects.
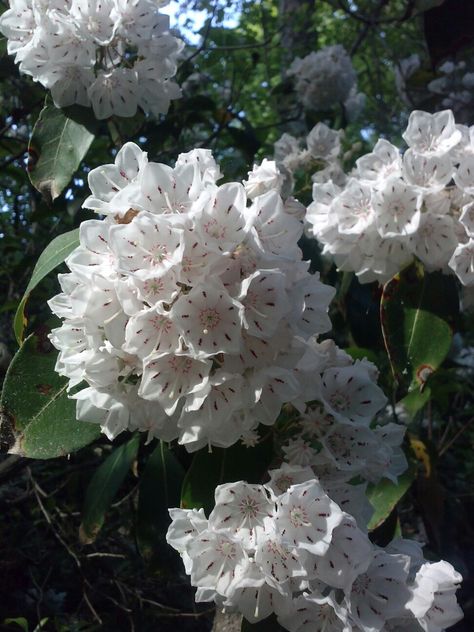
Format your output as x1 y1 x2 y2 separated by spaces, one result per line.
380 262 458 397
399 387 432 419
80 434 140 544
0 332 100 459
367 468 415 531
136 441 184 565
4 618 29 631
181 433 273 515
345 346 379 365
13 228 79 344
28 98 95 203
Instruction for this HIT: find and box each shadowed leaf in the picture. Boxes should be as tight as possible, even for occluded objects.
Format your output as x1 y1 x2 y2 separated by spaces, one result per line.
136 441 184 566
0 332 100 458
80 434 140 544
13 228 79 344
181 433 273 515
28 98 96 203
380 262 458 401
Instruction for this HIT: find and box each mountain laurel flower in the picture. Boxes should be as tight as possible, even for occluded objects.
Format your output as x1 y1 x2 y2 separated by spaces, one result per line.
306 109 474 286
288 45 361 113
48 146 342 450
166 477 463 632
0 0 183 118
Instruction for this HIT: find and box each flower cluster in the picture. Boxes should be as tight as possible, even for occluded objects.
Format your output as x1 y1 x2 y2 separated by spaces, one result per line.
167 477 463 632
428 60 474 124
396 54 474 125
288 45 364 116
48 144 340 450
306 109 474 285
0 0 183 119
166 327 463 630
274 121 348 196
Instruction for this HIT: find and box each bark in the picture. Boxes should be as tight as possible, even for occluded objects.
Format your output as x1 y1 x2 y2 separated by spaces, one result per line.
212 610 243 632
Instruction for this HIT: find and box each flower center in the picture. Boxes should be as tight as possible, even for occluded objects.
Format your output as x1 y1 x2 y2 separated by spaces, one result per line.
352 574 370 595
329 391 350 412
289 504 309 528
215 539 236 559
239 496 260 519
144 278 164 295
199 308 221 331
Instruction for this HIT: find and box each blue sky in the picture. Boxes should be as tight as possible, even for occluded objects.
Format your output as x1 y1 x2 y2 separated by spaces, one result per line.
162 2 210 43
162 1 240 44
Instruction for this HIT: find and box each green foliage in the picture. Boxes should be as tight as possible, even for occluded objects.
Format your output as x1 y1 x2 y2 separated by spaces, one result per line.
380 262 459 400
0 333 100 458
367 468 416 531
80 434 140 544
136 441 185 566
13 229 79 344
28 99 96 203
181 432 273 514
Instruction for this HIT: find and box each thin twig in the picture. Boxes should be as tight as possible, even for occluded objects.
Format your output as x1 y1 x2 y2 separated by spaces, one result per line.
83 589 103 625
439 417 474 456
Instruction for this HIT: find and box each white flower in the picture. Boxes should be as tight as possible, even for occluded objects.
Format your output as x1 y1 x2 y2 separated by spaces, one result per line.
345 551 411 632
356 139 402 182
333 179 375 235
166 508 208 572
224 561 293 622
307 123 342 160
288 274 335 338
187 529 248 597
0 0 183 118
178 372 250 450
277 593 352 632
209 482 274 535
254 525 307 587
454 153 474 195
306 109 474 285
239 270 291 339
319 364 387 425
244 159 284 199
402 149 454 190
459 202 474 237
448 239 474 285
274 479 343 555
324 481 374 529
139 353 211 414
288 45 358 112
407 561 463 632
109 211 184 274
373 178 421 239
250 190 303 258
316 422 379 473
274 133 301 163
50 145 359 450
310 513 374 590
408 213 458 269
171 281 244 357
84 141 148 215
282 437 317 467
123 306 181 359
166 475 463 632
195 183 249 255
402 110 462 155
266 463 316 495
